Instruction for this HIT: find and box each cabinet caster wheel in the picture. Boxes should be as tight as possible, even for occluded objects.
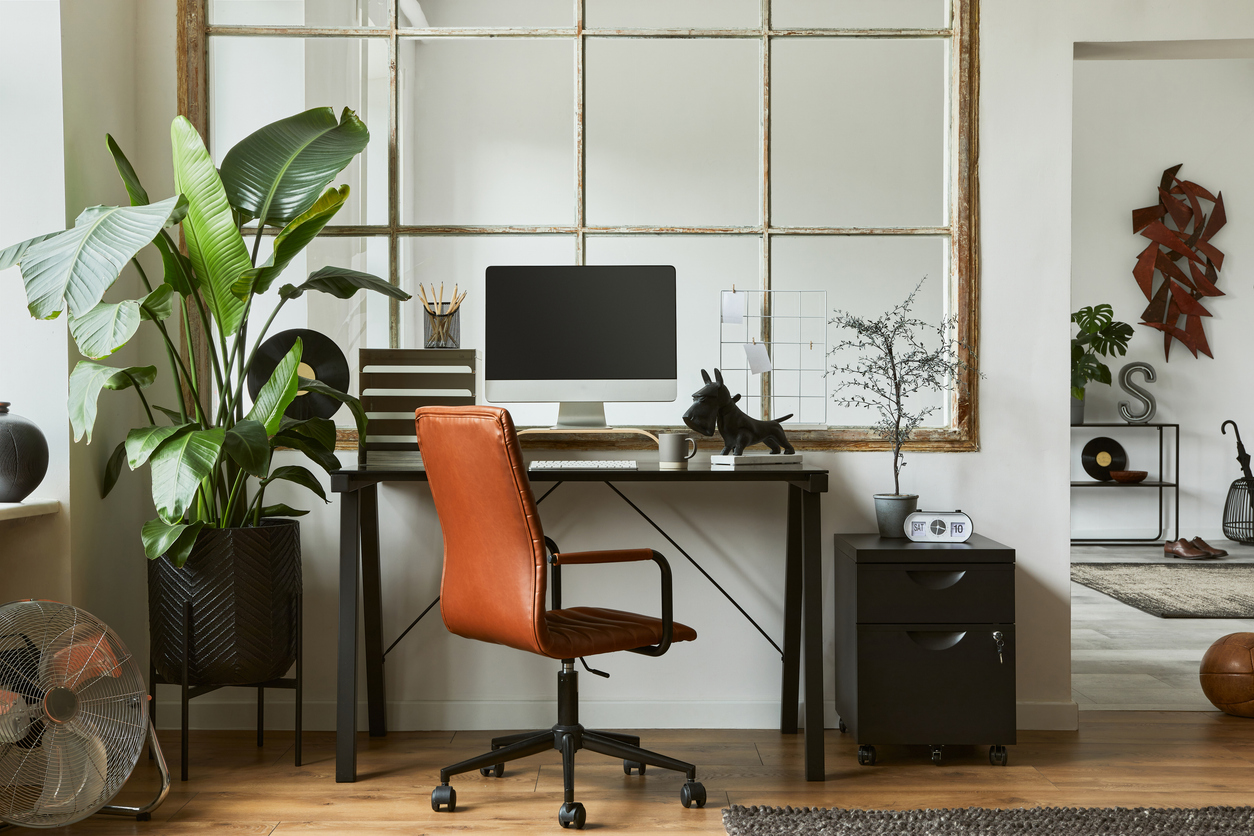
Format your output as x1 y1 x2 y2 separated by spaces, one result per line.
558 801 587 829
680 780 707 808
857 745 876 766
838 719 848 734
431 784 456 812
623 760 646 775
931 747 943 766
480 763 504 777
989 745 1008 766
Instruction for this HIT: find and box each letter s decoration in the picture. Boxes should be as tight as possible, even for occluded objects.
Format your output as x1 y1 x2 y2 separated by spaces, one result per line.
1118 362 1157 424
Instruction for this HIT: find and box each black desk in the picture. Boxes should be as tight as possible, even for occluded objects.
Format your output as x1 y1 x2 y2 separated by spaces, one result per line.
330 462 830 782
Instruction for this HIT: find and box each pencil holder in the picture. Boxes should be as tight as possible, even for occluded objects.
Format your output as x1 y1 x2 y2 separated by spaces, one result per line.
423 304 460 349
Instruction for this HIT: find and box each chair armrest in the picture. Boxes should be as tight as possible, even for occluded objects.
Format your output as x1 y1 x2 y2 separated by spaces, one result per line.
550 549 655 566
546 547 675 658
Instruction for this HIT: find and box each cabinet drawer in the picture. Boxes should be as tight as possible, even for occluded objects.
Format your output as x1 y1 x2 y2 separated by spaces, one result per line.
857 563 1013 624
856 624 1016 745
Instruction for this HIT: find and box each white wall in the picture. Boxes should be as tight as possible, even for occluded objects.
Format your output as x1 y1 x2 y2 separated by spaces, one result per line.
0 0 71 603
1071 53 1254 540
39 0 1254 736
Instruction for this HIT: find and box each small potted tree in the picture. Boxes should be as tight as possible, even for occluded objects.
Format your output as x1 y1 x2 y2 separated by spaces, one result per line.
1071 304 1133 425
830 280 978 538
1 108 410 685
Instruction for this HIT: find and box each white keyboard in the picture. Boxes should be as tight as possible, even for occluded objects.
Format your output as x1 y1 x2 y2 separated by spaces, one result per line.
529 460 638 470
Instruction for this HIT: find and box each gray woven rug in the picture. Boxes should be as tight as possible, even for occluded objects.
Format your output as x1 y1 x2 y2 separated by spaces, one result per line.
1071 562 1254 618
723 805 1254 835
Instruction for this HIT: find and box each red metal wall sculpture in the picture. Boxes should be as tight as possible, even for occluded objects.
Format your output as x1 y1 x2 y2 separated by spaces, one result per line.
1131 164 1227 361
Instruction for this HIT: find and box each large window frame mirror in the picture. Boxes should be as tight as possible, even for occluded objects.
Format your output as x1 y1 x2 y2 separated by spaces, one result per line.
181 0 980 451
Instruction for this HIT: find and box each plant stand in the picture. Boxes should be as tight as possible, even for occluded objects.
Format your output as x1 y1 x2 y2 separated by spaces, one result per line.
1070 423 1180 545
150 595 303 781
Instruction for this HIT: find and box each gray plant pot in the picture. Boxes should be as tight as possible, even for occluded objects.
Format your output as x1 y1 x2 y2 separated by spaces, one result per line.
1071 394 1085 426
874 494 919 539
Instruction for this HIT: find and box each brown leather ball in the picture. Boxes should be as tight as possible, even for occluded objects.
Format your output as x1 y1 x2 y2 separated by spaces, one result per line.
1200 633 1254 717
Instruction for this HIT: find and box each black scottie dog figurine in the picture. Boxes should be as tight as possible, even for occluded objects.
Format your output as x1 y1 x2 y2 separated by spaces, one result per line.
682 368 795 456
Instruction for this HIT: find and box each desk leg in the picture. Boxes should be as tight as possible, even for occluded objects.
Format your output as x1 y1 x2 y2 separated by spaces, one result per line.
336 489 360 783
780 485 802 734
801 488 824 781
360 484 387 737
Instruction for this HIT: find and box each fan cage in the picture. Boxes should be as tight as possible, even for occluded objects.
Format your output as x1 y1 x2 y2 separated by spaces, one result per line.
0 600 147 828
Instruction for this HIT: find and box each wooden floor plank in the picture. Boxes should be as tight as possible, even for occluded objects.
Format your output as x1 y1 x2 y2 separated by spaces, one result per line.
34 712 1254 835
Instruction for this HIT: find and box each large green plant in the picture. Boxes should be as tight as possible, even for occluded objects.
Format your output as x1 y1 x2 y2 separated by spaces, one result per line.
0 108 409 567
1071 304 1133 401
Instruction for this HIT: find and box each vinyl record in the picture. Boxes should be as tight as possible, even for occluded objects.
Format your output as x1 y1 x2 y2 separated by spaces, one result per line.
247 329 350 421
1081 436 1128 482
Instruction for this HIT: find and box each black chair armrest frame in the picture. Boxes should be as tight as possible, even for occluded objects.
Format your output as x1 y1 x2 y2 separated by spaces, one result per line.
545 538 675 657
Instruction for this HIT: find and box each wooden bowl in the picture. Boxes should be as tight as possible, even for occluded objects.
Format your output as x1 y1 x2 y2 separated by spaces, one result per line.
1110 470 1148 484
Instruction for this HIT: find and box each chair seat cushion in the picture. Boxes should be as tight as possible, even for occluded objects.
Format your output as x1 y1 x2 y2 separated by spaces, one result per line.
543 607 697 659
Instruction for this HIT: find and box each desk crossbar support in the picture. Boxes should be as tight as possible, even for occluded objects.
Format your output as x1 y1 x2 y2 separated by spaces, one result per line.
602 482 784 659
378 478 786 661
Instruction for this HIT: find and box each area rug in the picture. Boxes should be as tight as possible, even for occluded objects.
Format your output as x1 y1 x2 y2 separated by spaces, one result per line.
1070 563 1254 618
722 805 1254 835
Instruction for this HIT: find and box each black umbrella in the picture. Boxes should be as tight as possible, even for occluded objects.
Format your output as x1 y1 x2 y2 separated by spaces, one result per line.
1222 420 1253 483
1222 421 1254 516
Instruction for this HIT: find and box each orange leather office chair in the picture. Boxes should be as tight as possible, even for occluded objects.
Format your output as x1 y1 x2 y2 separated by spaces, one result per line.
414 405 704 829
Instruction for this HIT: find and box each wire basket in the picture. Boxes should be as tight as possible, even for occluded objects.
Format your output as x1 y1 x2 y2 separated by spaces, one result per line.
1222 478 1254 544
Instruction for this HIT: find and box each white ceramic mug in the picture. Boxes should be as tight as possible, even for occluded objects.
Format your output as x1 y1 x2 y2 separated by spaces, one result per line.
658 432 697 469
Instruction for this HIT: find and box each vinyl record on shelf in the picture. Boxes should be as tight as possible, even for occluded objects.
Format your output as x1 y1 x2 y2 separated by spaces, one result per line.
247 329 350 421
1081 436 1127 482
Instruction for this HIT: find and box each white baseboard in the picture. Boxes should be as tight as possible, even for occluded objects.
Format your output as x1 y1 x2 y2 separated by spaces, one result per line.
156 698 1080 732
156 698 791 731
1017 700 1079 730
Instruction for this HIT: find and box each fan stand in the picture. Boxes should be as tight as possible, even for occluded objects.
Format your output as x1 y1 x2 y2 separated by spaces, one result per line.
97 719 172 821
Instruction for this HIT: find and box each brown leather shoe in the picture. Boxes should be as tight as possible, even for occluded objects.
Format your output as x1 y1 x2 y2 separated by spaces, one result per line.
1164 538 1213 560
1191 537 1229 557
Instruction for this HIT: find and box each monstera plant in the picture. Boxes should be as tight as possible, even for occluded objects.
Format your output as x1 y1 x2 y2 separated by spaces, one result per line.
0 108 409 567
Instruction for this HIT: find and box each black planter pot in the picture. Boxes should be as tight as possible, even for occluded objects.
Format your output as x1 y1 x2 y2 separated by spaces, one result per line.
0 402 49 503
148 519 302 687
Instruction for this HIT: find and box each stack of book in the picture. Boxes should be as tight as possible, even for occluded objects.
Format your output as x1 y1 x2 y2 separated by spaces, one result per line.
709 453 803 468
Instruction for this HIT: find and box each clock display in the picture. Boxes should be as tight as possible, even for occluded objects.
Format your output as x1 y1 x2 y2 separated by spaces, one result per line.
904 511 974 543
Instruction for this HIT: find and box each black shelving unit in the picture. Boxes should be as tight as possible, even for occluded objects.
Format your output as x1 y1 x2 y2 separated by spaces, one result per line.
1070 422 1179 545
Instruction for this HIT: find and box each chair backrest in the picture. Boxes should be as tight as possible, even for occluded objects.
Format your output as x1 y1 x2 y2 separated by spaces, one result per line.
414 405 550 655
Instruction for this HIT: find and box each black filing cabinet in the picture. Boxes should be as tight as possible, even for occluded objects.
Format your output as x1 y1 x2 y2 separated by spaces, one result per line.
834 533 1016 767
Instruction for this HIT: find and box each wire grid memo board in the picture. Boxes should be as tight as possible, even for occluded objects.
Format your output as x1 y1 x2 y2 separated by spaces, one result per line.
720 290 828 427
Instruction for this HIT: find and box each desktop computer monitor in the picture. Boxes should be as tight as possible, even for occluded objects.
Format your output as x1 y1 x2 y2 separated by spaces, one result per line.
484 265 677 429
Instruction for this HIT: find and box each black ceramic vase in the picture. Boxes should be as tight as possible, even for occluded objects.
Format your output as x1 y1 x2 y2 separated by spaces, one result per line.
148 519 302 687
0 402 49 503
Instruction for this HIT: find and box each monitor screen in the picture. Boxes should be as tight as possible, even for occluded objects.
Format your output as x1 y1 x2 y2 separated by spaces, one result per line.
484 265 677 383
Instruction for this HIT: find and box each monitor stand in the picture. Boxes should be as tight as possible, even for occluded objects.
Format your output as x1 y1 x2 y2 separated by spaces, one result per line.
553 402 607 430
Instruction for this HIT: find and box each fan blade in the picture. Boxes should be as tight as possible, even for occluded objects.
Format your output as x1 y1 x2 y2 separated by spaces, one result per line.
35 726 107 817
0 691 34 744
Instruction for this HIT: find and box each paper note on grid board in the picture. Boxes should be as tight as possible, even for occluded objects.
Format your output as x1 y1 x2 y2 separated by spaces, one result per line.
743 342 772 375
722 290 745 325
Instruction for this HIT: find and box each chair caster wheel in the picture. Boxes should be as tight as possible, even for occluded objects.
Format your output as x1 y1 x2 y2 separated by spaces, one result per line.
838 719 847 734
857 745 876 766
680 780 707 809
623 760 646 775
931 746 944 766
558 801 587 829
431 784 456 812
480 763 505 777
989 745 1008 766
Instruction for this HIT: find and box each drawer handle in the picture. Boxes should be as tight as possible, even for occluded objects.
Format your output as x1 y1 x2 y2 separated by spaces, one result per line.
906 631 967 650
905 570 967 590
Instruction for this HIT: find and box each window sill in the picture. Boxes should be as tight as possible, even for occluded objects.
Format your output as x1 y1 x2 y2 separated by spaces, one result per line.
0 498 61 523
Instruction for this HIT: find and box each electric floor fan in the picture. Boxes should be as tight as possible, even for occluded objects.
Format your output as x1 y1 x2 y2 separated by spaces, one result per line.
0 600 169 828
